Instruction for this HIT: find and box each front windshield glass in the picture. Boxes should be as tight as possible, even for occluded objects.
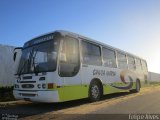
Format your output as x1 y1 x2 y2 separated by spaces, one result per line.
17 39 59 75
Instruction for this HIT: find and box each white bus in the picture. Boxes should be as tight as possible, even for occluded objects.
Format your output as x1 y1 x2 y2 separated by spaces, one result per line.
13 30 148 102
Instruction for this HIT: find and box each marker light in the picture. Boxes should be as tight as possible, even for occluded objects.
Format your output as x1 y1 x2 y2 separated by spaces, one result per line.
37 84 41 89
48 83 56 89
42 84 46 89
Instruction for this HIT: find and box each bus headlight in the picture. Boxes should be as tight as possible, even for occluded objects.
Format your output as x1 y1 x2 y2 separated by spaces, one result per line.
37 84 41 89
42 84 46 89
14 84 19 88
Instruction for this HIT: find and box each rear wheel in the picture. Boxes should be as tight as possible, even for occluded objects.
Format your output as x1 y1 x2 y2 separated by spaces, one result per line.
135 80 140 92
89 81 102 102
130 80 140 93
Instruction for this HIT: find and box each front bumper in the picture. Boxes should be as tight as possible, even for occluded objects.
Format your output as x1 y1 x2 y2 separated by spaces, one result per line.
13 90 60 103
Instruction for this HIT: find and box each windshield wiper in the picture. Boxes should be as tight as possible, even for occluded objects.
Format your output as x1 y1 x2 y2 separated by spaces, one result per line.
27 49 34 72
18 59 29 76
32 50 38 75
18 49 34 76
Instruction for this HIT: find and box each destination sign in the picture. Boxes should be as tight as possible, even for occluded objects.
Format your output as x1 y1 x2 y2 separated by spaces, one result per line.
24 33 54 47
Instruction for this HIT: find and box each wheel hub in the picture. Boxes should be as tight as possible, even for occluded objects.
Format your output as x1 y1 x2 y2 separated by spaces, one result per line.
91 85 99 98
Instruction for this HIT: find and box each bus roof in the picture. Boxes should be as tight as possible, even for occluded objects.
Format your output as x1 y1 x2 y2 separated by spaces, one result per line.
57 30 146 61
26 30 146 62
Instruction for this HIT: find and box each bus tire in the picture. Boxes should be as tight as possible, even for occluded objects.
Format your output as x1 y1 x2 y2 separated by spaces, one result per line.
130 80 140 93
135 80 140 92
89 80 102 102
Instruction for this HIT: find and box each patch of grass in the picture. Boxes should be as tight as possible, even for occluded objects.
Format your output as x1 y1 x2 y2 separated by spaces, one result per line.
0 87 15 102
149 82 160 86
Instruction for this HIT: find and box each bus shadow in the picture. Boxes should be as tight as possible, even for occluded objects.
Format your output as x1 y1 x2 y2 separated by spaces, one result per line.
0 91 134 118
101 91 133 100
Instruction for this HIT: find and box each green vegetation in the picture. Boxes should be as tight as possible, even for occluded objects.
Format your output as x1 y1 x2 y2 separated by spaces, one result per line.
149 82 160 86
0 86 15 102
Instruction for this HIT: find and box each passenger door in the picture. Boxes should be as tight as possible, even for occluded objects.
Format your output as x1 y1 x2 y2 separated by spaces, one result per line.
59 36 81 101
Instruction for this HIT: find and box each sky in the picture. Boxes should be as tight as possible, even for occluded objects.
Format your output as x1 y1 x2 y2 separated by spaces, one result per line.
0 0 160 73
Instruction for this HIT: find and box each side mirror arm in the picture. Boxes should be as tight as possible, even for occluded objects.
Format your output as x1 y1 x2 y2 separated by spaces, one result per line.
13 47 23 61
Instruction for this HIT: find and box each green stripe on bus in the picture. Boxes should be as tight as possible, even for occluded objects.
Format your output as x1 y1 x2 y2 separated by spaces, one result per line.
57 85 89 102
48 82 138 102
48 81 151 102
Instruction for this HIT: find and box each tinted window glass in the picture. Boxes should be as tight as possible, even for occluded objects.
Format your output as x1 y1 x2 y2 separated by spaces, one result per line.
17 39 59 74
59 36 80 77
82 41 101 66
135 58 142 70
117 52 128 69
128 56 135 70
102 48 117 68
141 60 147 72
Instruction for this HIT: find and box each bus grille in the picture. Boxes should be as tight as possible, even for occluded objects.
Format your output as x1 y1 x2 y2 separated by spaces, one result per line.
21 93 36 97
22 84 34 88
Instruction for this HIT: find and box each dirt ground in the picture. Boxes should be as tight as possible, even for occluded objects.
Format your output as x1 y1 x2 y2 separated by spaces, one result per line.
0 86 159 120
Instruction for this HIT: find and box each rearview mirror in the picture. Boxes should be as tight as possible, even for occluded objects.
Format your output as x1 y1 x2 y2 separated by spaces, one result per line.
13 52 17 61
13 47 22 62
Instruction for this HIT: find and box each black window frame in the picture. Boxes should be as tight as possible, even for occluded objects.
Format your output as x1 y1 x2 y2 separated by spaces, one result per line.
135 58 142 70
81 40 102 66
141 60 148 72
127 55 136 70
117 52 128 69
59 36 80 77
102 47 117 68
16 35 60 75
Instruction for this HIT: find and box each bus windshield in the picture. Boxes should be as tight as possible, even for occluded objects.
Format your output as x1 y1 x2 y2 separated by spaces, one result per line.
17 39 59 75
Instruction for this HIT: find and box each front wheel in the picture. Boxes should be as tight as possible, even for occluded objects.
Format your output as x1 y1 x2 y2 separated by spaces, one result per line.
135 80 140 92
89 81 102 102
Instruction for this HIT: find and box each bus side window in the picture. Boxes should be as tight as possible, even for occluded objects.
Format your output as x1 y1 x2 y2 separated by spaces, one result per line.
141 60 148 72
135 58 142 70
128 55 136 70
81 41 102 66
59 36 80 77
102 47 117 68
117 52 128 69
